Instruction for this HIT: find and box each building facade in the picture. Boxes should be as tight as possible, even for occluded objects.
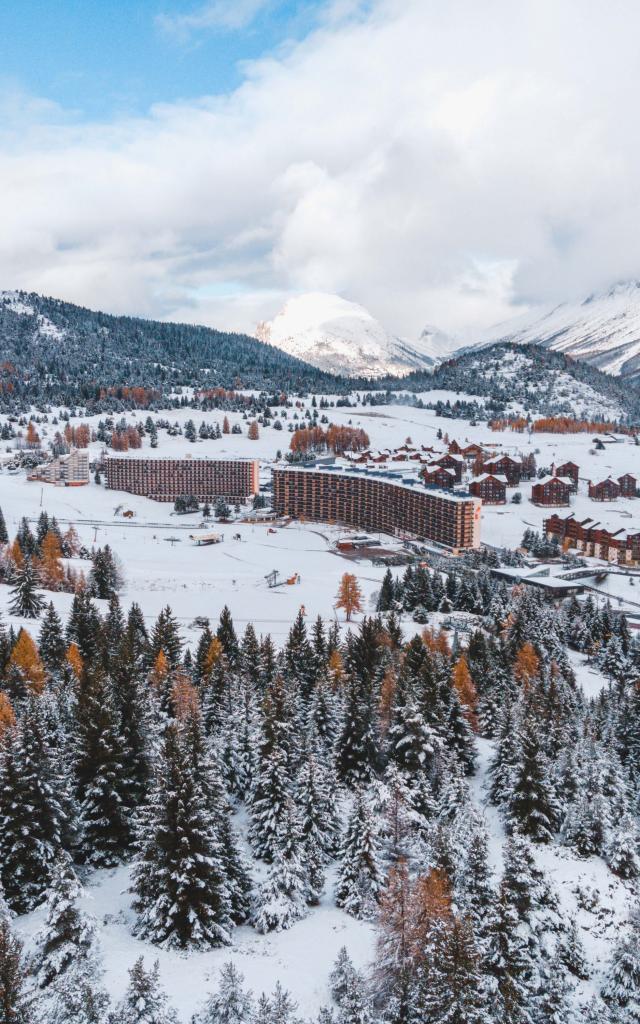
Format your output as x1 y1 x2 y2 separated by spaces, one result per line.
105 456 260 501
588 477 621 501
272 467 481 550
482 454 522 486
531 476 572 507
29 447 90 487
618 473 638 498
469 473 507 505
545 512 640 564
555 461 579 491
422 465 456 490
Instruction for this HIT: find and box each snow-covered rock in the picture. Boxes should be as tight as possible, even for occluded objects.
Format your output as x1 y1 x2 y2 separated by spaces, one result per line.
476 281 640 379
256 293 436 378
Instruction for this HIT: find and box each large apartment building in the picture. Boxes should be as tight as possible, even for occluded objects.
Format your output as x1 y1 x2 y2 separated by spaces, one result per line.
272 466 481 550
29 447 90 487
105 455 259 502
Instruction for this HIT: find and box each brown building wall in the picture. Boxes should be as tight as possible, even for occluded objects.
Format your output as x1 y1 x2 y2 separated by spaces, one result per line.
105 457 259 501
531 480 571 506
272 468 481 550
469 478 506 505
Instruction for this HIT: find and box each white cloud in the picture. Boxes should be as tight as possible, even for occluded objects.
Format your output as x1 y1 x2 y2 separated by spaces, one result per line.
157 0 271 38
2 0 640 340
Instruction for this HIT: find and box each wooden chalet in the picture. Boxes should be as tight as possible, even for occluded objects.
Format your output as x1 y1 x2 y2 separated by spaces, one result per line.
531 475 573 507
432 452 465 483
588 477 621 501
422 465 456 490
469 473 507 505
545 512 640 564
618 473 638 498
555 461 579 491
482 453 522 485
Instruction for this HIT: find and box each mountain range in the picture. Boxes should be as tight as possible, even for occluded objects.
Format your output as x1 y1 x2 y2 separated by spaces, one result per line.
258 283 640 381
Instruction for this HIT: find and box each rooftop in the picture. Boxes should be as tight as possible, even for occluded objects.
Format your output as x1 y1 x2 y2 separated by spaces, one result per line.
274 464 479 504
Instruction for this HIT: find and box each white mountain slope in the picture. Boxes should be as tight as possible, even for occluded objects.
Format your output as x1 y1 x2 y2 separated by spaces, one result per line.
256 293 438 378
0 290 65 340
478 281 640 379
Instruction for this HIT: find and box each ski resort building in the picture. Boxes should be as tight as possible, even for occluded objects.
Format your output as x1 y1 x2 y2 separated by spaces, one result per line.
531 476 573 507
272 466 481 551
544 512 640 564
555 461 580 491
482 454 522 486
588 477 621 501
28 447 90 487
469 473 507 505
105 455 260 502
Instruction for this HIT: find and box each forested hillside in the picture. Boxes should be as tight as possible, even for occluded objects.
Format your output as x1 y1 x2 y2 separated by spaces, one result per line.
0 292 344 412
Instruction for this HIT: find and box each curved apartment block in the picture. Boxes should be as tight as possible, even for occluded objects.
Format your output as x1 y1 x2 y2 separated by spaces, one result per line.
272 466 481 551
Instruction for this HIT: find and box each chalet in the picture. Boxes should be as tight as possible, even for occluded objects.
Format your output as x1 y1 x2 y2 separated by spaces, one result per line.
448 440 462 454
469 473 507 505
531 476 572 507
423 465 456 490
432 452 465 483
618 473 638 498
482 454 522 486
589 477 621 501
555 461 579 491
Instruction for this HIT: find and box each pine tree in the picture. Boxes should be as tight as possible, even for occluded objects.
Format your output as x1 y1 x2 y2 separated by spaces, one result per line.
31 855 98 990
376 570 395 613
0 506 8 545
216 607 239 666
131 724 231 949
606 814 640 879
192 963 254 1024
110 958 178 1024
253 802 308 933
336 791 383 920
75 673 131 866
602 908 640 1019
507 717 557 843
0 697 72 912
149 607 183 670
9 559 45 619
0 914 32 1024
38 603 67 676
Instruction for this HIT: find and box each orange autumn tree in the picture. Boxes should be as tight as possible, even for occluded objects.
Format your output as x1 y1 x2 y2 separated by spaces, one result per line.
327 648 344 691
335 573 363 622
66 642 84 680
7 629 46 695
171 674 200 720
513 641 541 688
247 421 260 440
451 655 478 732
202 637 224 681
149 649 170 690
0 691 15 738
38 531 65 590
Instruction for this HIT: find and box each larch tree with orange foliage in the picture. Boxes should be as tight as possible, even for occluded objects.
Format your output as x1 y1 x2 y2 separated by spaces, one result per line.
65 642 84 680
335 573 363 622
513 642 540 688
0 690 15 737
247 421 259 440
37 531 65 591
452 655 479 732
6 629 47 697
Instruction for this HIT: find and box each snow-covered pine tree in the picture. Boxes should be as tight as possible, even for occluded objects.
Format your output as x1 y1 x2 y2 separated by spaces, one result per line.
109 958 178 1024
602 907 640 1019
75 673 131 866
31 855 98 990
606 813 640 879
335 790 383 920
131 723 231 950
507 716 557 843
191 962 254 1024
38 603 67 677
0 696 72 912
0 912 32 1024
9 559 46 619
253 801 308 933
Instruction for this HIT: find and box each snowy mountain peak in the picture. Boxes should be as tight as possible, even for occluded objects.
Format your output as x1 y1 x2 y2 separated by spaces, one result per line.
256 292 435 378
478 279 640 379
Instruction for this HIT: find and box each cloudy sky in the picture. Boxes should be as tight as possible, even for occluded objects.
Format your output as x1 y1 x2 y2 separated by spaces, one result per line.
1 0 639 339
